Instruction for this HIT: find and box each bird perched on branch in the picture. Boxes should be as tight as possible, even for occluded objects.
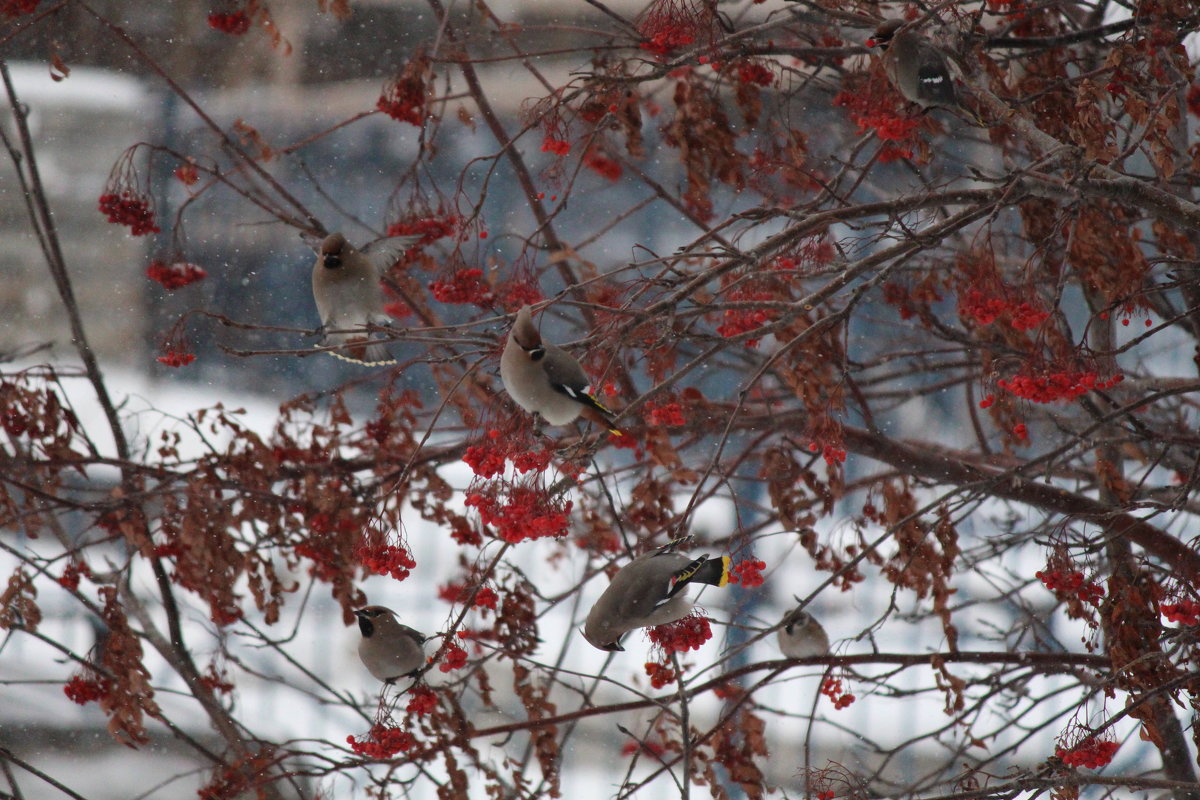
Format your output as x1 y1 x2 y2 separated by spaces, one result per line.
353 605 426 682
310 232 419 365
583 538 731 651
867 18 984 126
777 604 829 659
500 304 621 435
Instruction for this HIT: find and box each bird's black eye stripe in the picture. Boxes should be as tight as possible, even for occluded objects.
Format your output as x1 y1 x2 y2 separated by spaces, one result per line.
525 346 546 360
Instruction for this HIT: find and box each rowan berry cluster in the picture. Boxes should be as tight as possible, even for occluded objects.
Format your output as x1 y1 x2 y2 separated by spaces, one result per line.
463 432 554 479
736 61 775 87
346 725 414 758
583 150 622 181
643 400 686 427
146 260 207 290
406 687 438 716
1036 568 1105 606
156 350 196 368
465 484 572 543
998 371 1123 404
729 559 765 587
438 642 468 672
386 214 458 247
63 674 108 705
958 290 1049 331
1056 737 1119 769
2 0 40 18
542 137 571 156
57 560 91 590
643 660 677 688
356 544 417 581
820 677 855 709
377 58 429 126
207 10 251 35
638 0 707 57
98 192 160 236
1160 600 1200 625
647 612 712 653
429 268 494 306
716 290 777 347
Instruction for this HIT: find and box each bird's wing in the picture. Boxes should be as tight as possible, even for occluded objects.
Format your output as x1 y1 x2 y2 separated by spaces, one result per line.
541 345 615 415
616 552 690 618
915 43 956 104
362 234 423 275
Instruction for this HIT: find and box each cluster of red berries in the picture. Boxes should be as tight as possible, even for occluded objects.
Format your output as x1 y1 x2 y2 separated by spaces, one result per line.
437 583 499 610
156 350 196 368
146 260 207 290
820 677 855 710
3 0 41 18
997 371 1123 404
386 215 458 247
377 77 426 126
1056 737 1119 769
465 485 572 543
583 150 622 181
463 443 507 478
638 0 707 56
640 28 695 56
406 687 438 716
98 192 160 236
729 559 766 587
429 268 495 306
199 665 235 695
57 560 91 590
207 10 251 35
808 441 847 465
958 290 1049 331
643 660 678 689
1161 600 1200 625
497 280 544 313
1036 568 1105 606
644 401 686 427
347 725 415 758
473 586 499 610
63 674 108 705
736 61 775 87
356 544 416 581
716 290 777 347
647 613 712 653
621 737 667 757
438 642 468 672
463 433 554 479
541 137 571 156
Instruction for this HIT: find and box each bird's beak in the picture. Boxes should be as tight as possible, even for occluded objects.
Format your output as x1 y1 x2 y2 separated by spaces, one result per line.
602 641 624 652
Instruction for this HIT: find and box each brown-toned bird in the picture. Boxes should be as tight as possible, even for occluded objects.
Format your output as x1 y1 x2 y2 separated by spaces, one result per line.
353 605 426 682
867 19 982 125
311 233 419 365
777 605 830 659
583 539 730 651
500 305 620 434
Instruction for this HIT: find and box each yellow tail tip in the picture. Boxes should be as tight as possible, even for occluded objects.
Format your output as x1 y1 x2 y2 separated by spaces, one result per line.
717 555 732 587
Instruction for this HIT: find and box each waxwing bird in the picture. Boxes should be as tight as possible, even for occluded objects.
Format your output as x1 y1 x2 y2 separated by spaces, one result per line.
866 19 983 125
777 605 830 659
354 605 426 682
500 305 621 435
583 539 731 651
311 232 419 365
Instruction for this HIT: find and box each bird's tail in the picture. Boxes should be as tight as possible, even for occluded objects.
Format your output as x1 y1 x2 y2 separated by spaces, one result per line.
579 403 622 437
321 337 397 367
667 554 731 598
